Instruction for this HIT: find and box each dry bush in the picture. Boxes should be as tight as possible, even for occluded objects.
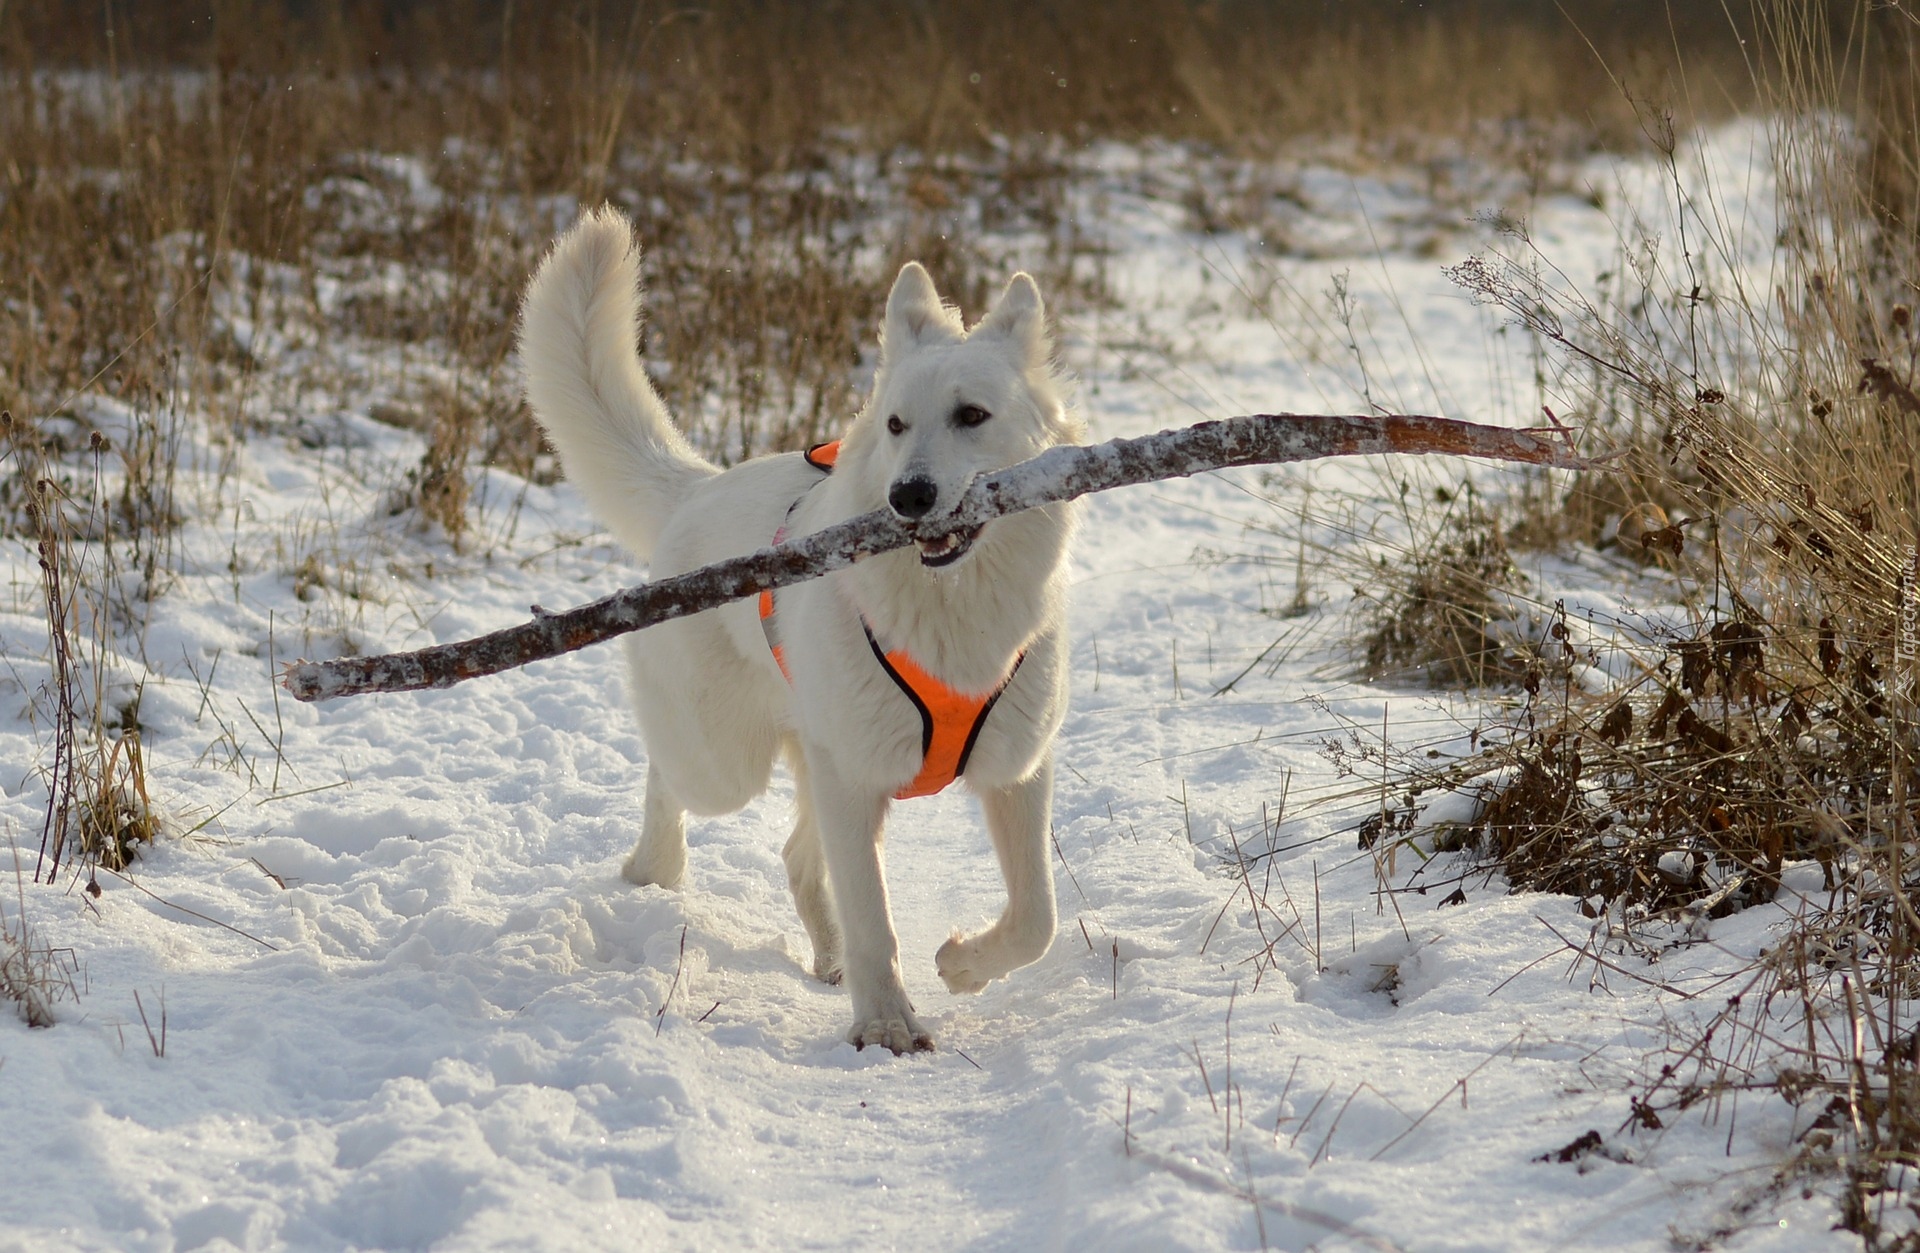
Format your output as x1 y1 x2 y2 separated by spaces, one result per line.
6 435 162 884
1350 3 1920 1240
1425 609 1847 915
1355 481 1527 688
0 883 79 1028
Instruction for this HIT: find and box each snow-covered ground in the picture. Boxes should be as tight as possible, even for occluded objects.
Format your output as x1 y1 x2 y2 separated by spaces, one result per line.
0 124 1849 1251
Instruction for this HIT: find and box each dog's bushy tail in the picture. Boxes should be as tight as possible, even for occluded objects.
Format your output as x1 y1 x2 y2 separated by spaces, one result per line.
520 207 716 561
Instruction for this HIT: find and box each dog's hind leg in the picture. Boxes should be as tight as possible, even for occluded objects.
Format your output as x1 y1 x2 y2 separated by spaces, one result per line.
782 746 843 984
936 754 1058 994
621 763 688 888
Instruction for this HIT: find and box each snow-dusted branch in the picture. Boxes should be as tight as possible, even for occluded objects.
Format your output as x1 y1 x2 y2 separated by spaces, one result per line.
283 413 1593 702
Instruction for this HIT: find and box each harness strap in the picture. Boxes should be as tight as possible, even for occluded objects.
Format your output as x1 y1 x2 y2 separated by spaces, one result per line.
757 444 837 681
758 440 1020 799
862 623 1024 799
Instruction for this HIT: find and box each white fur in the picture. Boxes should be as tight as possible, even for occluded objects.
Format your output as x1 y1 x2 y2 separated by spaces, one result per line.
519 208 1082 1054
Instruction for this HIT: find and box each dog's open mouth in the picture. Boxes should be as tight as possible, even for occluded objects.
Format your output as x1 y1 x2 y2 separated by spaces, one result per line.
915 524 982 568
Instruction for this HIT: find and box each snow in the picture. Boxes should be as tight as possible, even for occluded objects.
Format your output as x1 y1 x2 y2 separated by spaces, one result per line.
0 123 1853 1250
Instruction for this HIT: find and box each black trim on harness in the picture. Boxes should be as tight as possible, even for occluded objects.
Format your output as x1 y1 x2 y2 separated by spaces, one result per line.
953 651 1025 778
863 622 935 762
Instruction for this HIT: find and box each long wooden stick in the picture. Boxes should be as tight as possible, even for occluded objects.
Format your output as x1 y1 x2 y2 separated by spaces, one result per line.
283 412 1592 702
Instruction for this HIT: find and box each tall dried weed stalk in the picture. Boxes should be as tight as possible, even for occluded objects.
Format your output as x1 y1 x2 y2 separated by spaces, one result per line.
7 429 162 885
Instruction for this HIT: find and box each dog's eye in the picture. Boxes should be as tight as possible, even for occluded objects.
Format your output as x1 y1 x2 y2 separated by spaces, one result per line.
954 404 991 428
886 415 905 435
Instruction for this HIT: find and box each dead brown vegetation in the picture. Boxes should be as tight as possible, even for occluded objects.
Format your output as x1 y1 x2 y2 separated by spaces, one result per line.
14 2 1752 151
1356 480 1525 688
1339 4 1920 1242
0 2 1762 496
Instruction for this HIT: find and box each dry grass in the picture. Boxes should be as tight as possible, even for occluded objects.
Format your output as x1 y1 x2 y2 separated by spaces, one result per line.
11 2 1750 150
0 1 1758 488
1355 481 1526 688
0 879 78 1028
9 436 162 884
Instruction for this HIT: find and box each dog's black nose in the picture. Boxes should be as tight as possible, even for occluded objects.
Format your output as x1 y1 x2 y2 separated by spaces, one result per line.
888 477 938 519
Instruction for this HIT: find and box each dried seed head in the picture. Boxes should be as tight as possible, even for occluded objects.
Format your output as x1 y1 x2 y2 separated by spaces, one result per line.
1895 303 1912 330
89 430 109 453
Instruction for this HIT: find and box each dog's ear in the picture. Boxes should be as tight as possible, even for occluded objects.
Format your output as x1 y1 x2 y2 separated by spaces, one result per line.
973 273 1048 364
883 262 958 354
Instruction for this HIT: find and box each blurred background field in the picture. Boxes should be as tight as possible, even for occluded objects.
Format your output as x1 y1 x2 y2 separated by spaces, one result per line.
1 0 1773 477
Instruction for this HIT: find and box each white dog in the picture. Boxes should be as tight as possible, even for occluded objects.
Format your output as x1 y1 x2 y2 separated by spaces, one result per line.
519 209 1080 1053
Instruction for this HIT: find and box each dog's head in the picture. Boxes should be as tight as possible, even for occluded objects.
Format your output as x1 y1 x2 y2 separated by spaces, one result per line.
842 263 1079 569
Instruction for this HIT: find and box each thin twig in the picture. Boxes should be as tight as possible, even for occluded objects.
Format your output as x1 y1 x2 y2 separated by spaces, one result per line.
94 866 278 951
1536 915 1696 999
655 924 688 1036
1369 1034 1523 1161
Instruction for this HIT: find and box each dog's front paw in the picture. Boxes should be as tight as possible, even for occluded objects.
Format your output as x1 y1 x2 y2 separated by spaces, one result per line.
935 934 992 994
812 953 844 986
846 1014 934 1054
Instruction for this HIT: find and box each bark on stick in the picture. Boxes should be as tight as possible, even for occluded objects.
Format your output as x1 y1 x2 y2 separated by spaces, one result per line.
283 413 1592 702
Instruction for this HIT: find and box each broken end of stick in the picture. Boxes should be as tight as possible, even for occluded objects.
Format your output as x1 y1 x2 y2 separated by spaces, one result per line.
1568 447 1625 472
1527 446 1612 473
281 661 328 704
1518 413 1609 472
1532 437 1616 473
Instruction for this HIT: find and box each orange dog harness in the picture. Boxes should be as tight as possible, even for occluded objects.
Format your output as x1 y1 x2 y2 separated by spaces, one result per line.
759 441 1022 799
